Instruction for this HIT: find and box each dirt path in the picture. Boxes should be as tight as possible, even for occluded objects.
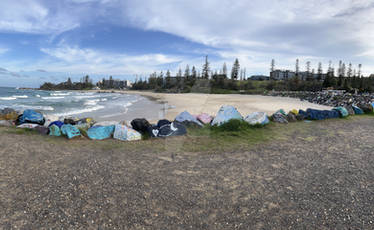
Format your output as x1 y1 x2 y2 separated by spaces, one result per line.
1 117 374 229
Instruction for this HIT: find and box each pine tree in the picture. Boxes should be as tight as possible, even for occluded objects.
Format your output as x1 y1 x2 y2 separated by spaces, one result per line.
306 61 312 81
202 55 210 79
166 70 171 78
347 63 352 77
177 68 182 77
109 76 113 88
191 66 197 79
338 60 343 77
222 63 227 78
231 58 240 80
295 59 299 75
184 65 190 78
341 63 346 77
317 62 323 81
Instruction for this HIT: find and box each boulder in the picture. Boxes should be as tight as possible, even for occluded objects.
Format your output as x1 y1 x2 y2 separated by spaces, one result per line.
175 111 203 127
16 109 45 126
196 113 213 124
286 112 297 122
352 105 364 115
87 125 115 140
244 112 269 125
49 125 62 137
157 122 187 137
211 105 243 126
131 118 152 134
271 112 288 124
61 124 81 139
333 107 349 118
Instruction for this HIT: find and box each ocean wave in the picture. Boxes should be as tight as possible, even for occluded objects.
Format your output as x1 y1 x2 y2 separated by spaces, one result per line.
84 99 100 106
12 95 28 98
16 105 54 111
42 96 65 100
0 97 16 100
36 94 41 97
73 95 98 99
50 92 71 96
52 105 105 117
100 98 108 102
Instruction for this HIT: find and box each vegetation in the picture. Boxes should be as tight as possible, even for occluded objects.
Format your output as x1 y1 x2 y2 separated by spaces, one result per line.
132 57 374 93
40 76 94 90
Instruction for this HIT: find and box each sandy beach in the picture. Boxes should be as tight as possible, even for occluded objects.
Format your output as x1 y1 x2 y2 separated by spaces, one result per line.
119 90 332 120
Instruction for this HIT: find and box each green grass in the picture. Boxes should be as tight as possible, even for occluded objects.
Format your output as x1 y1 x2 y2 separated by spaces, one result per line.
0 116 367 154
4 127 39 135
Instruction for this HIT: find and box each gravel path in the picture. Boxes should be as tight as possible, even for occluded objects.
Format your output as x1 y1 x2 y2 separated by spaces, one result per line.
1 117 374 229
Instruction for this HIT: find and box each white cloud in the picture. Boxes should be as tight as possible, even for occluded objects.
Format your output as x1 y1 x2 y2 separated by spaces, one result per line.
39 45 182 74
121 0 374 60
2 0 374 76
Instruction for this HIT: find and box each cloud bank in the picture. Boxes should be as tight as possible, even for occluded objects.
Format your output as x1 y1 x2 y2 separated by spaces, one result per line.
1 0 374 86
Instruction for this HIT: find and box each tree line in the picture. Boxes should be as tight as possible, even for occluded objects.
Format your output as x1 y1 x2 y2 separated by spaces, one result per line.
40 75 94 90
132 57 374 93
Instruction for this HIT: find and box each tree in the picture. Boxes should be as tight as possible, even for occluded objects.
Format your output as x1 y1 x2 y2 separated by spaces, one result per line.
67 77 73 89
191 66 197 79
347 63 352 77
109 76 114 88
231 58 240 80
166 70 171 78
306 61 313 81
295 59 300 75
306 61 311 73
202 55 210 79
177 68 182 77
184 65 190 78
358 64 362 77
341 63 346 77
222 62 228 78
317 62 323 81
338 60 343 77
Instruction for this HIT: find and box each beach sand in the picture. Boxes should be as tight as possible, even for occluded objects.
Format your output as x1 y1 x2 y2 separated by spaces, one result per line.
119 91 332 120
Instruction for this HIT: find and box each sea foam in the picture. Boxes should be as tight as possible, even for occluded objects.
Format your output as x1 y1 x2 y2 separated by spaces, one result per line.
0 97 16 100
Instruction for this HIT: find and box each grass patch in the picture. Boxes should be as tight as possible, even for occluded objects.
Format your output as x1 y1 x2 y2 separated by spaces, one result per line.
2 116 367 154
4 127 38 135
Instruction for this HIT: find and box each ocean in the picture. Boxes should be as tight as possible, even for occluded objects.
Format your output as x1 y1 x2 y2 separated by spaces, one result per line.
0 87 166 122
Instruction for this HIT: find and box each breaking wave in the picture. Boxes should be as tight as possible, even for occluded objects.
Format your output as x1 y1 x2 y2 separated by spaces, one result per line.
50 92 71 96
16 105 54 111
52 105 105 117
0 97 16 100
12 95 28 98
42 96 65 100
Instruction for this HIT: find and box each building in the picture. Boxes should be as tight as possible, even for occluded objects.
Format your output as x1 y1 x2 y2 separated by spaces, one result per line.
270 70 295 80
270 70 326 81
250 75 270 81
97 78 130 89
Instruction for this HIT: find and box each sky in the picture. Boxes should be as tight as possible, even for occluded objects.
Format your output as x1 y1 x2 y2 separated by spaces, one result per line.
1 0 374 87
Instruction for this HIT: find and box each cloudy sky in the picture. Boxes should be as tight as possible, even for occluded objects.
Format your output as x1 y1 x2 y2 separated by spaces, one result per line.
1 0 374 87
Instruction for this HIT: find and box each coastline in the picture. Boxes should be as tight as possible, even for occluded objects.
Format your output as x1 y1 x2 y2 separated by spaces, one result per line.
95 90 333 120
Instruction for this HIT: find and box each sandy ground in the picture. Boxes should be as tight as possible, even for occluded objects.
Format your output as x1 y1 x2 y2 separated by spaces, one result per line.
122 91 332 120
1 117 374 229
